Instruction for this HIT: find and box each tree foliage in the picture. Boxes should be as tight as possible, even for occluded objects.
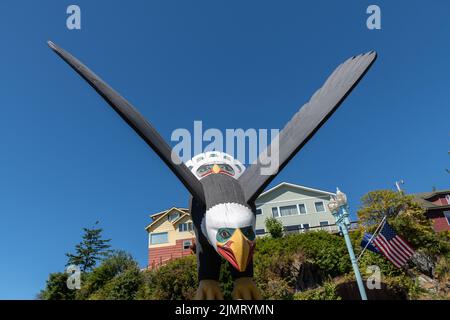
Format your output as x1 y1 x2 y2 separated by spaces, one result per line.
40 190 450 300
66 221 112 272
137 255 198 300
40 251 143 300
37 272 76 300
265 217 283 238
357 190 450 257
358 190 416 226
77 250 142 300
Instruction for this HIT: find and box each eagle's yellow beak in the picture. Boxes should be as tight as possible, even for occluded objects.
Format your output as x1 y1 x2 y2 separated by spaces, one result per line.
217 229 254 272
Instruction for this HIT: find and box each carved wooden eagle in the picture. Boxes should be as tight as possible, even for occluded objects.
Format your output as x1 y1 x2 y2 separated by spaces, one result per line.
48 41 376 299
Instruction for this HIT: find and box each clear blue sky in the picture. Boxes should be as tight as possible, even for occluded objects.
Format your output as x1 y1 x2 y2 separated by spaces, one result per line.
0 0 448 299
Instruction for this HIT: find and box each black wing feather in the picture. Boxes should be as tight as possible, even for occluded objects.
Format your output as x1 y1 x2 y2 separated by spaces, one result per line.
239 51 377 203
48 41 205 204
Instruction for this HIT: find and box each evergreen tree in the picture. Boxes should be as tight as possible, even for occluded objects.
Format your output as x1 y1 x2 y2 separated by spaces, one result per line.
66 221 112 272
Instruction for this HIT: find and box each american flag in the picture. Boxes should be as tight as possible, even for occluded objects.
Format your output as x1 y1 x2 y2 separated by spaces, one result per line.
373 222 415 268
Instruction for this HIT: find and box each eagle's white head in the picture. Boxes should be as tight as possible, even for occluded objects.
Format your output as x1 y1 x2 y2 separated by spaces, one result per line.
201 202 256 272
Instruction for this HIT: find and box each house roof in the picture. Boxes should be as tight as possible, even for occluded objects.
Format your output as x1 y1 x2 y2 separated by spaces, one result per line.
413 190 450 210
150 207 188 218
256 182 336 199
145 207 189 231
172 212 191 226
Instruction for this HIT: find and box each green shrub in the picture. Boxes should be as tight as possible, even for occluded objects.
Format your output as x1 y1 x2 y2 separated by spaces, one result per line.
76 250 141 300
138 255 198 300
38 272 76 300
265 217 283 238
294 279 341 300
255 231 351 277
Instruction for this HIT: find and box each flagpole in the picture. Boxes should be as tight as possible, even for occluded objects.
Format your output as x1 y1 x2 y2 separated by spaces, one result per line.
357 215 387 262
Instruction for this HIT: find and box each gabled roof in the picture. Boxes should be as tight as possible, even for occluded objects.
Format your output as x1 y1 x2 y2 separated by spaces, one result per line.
256 182 335 199
145 207 188 231
150 207 188 218
413 190 450 210
172 212 191 226
415 190 450 200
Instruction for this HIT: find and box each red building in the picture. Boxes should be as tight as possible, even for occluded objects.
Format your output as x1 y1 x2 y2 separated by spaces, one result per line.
414 190 450 232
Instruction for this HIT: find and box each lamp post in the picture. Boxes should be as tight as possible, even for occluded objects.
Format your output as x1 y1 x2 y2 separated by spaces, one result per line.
328 188 368 300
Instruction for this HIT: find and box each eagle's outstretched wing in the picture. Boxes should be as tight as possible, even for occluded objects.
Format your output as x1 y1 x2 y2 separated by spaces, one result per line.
48 41 205 204
239 51 377 203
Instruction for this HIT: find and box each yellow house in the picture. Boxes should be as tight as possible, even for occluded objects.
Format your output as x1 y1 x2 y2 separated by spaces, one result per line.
145 207 195 268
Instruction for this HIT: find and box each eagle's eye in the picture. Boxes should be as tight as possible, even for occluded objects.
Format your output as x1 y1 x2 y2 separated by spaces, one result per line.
220 230 231 238
216 228 235 242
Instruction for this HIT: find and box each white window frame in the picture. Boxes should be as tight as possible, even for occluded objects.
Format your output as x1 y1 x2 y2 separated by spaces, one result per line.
168 212 180 222
319 221 330 231
314 201 325 213
150 232 168 245
272 207 280 218
298 203 307 215
183 240 192 250
278 204 299 217
444 211 450 225
178 222 193 232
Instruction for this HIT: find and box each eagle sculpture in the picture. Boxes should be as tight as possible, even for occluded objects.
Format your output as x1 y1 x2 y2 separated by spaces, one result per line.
48 41 376 300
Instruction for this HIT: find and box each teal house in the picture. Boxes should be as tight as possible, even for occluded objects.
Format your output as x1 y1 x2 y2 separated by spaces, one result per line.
255 182 338 235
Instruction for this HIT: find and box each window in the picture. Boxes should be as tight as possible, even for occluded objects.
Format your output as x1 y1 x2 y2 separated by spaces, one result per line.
445 211 450 225
272 207 279 218
314 201 325 212
446 195 450 205
255 229 265 235
183 240 192 250
179 222 193 232
255 209 262 215
285 225 301 232
168 212 180 222
320 221 329 227
150 232 168 245
302 224 310 230
279 205 298 217
298 203 307 214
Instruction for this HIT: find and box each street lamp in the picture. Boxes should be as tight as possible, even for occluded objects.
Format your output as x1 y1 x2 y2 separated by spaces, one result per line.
328 188 368 300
